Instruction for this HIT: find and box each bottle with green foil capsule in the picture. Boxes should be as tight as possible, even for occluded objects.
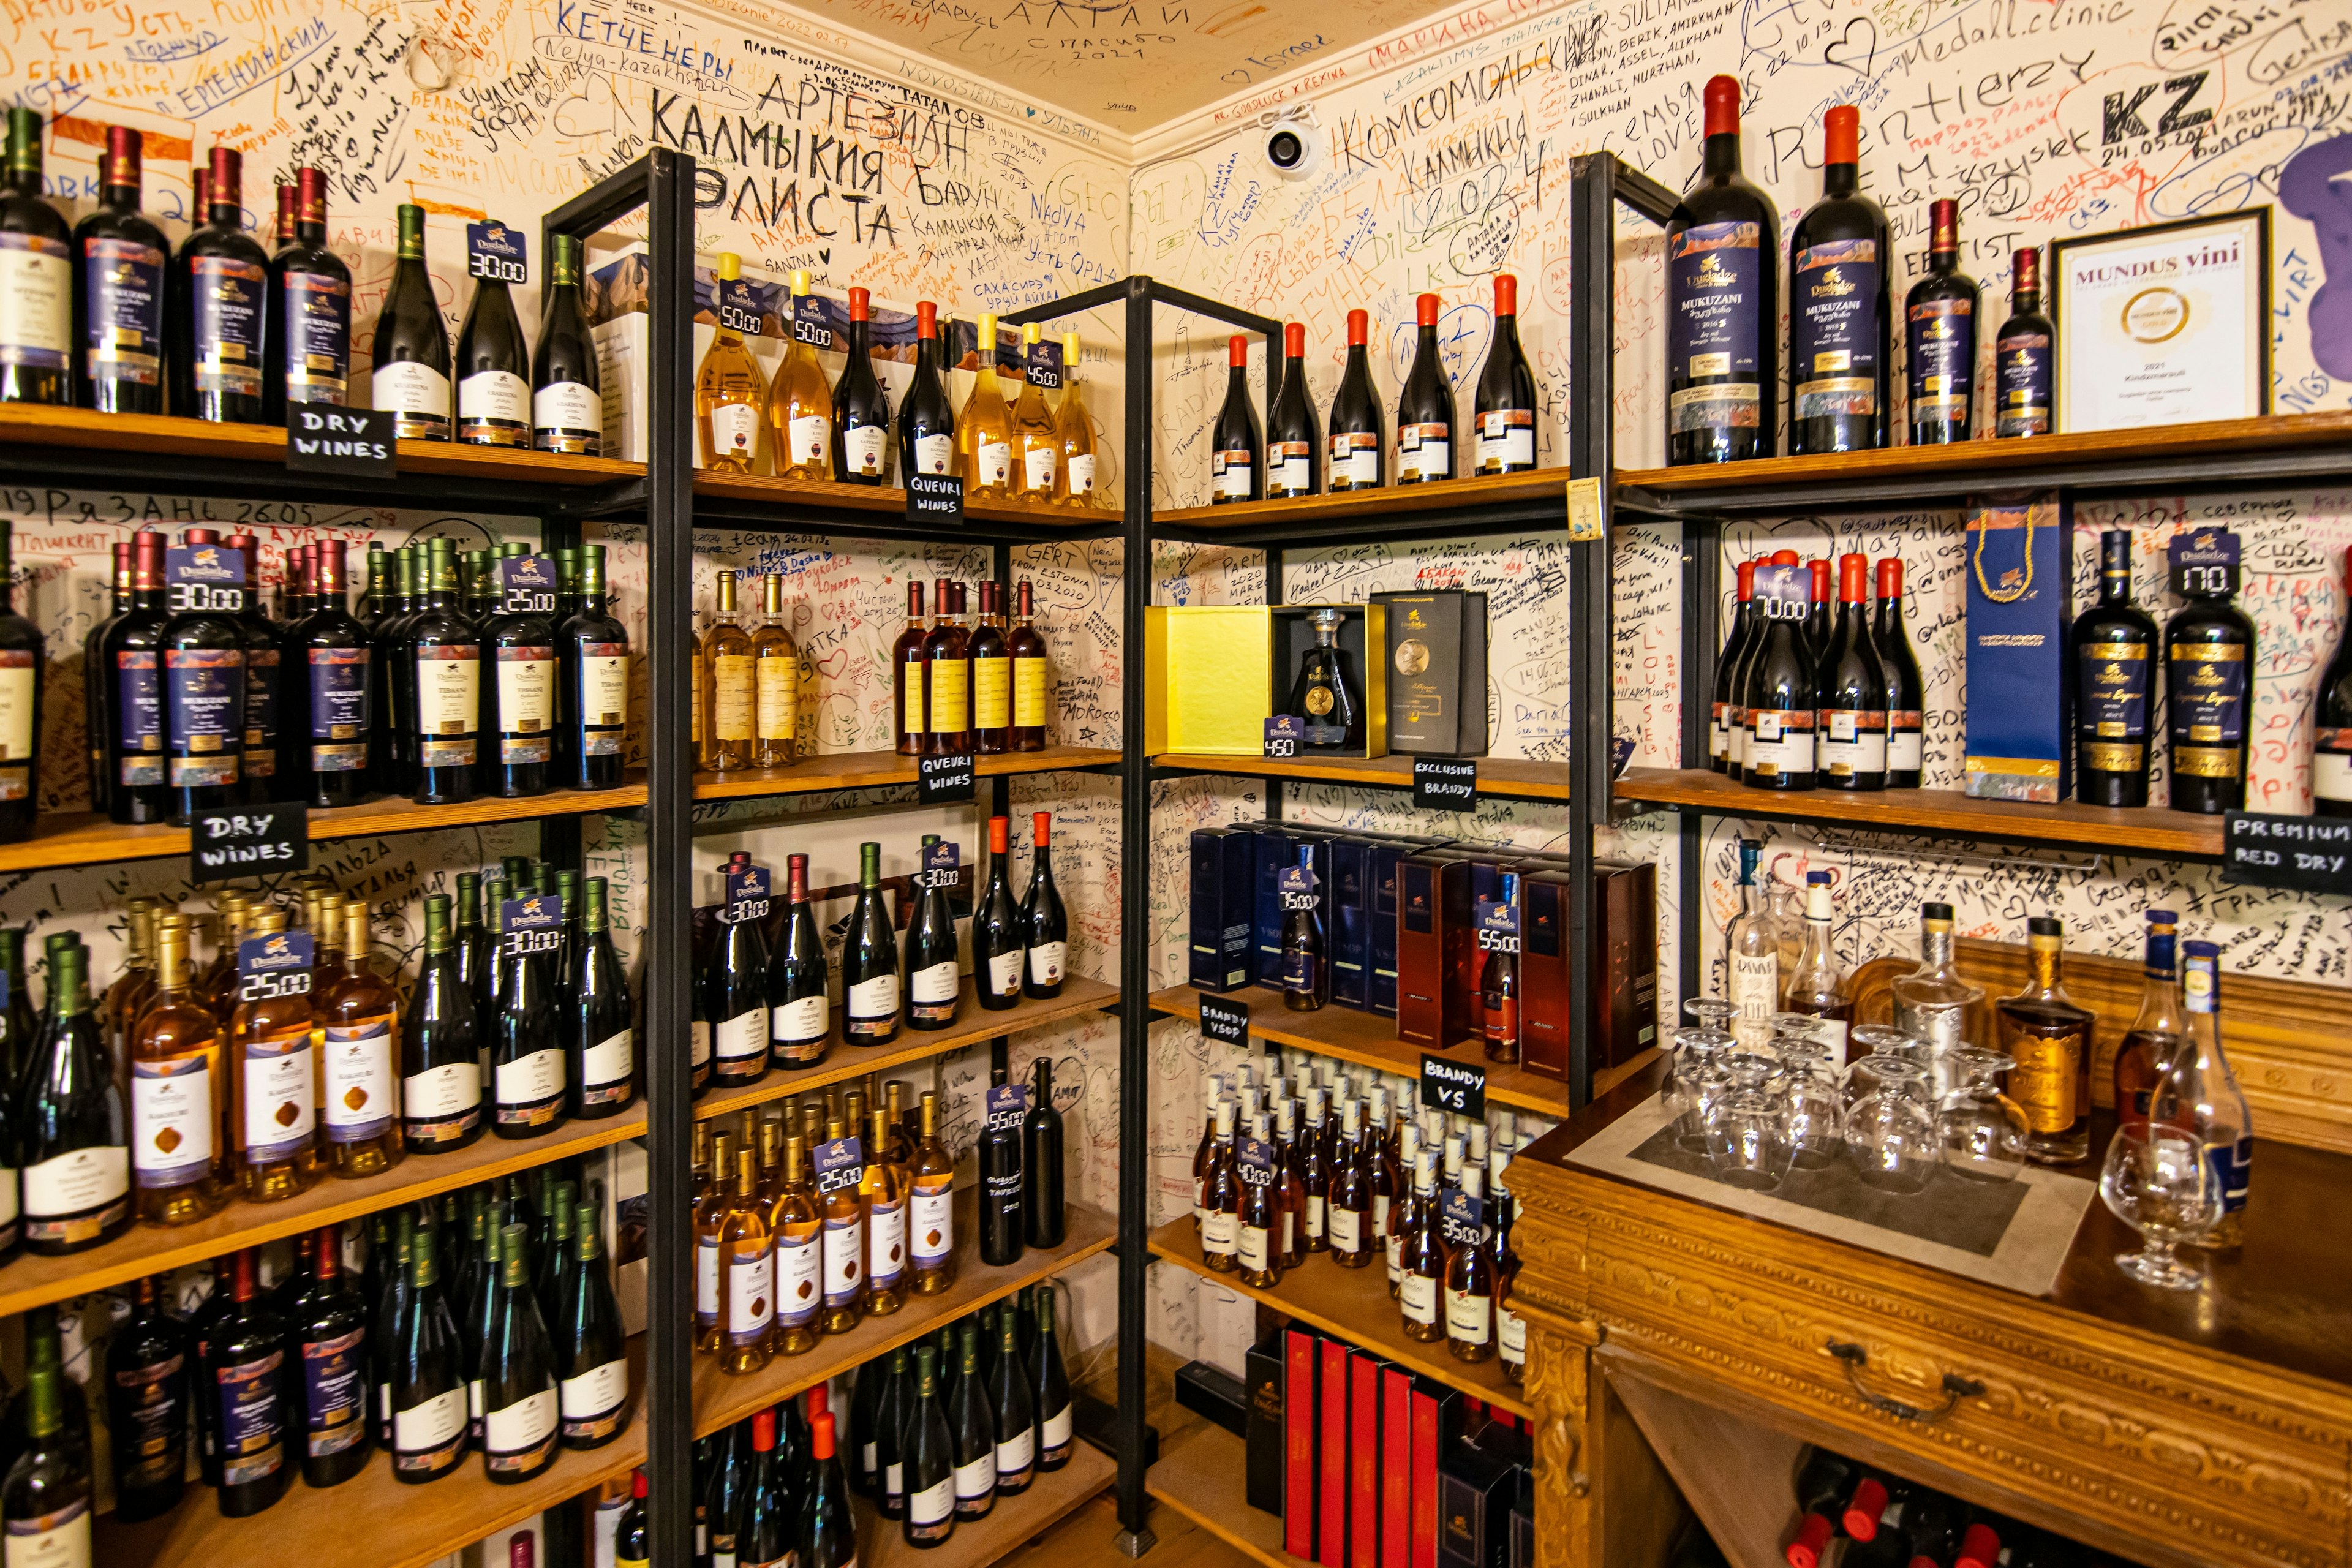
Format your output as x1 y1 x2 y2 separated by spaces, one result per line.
480 1222 559 1482
532 232 601 454
409 539 481 805
18 944 130 1255
557 544 629 790
5 1333 92 1561
567 878 634 1118
391 1215 469 1482
556 1202 629 1447
371 203 451 439
401 893 484 1153
0 106 72 407
844 840 902 1044
2149 940 2252 1250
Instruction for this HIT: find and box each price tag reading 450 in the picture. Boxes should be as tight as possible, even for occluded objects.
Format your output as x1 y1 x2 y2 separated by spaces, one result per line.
238 928 315 1003
725 862 772 925
814 1134 865 1197
985 1082 1028 1134
1264 715 1305 760
500 894 563 957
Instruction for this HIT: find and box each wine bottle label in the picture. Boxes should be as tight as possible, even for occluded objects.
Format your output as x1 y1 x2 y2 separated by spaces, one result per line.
1401 1273 1439 1324
1200 1210 1237 1253
190 255 266 398
995 1425 1033 1474
560 1357 629 1438
908 1476 954 1532
2316 730 2352 804
484 1387 559 1472
821 1210 865 1306
914 432 954 474
240 1024 317 1163
217 1348 288 1485
1708 701 1728 762
131 1048 219 1188
322 1017 398 1142
1395 422 1449 482
1372 1193 1390 1237
696 1236 721 1324
581 644 630 743
1667 221 1763 433
301 1324 369 1458
973 654 1011 729
371 360 451 439
1887 714 1923 771
978 439 1012 484
1327 1205 1362 1253
911 958 959 1006
1212 448 1253 499
282 271 351 405
1446 1286 1492 1343
929 656 969 733
1790 239 1880 422
775 1220 823 1325
756 652 799 739
837 420 886 477
1385 1229 1403 1280
1067 452 1096 493
1745 709 1815 778
116 649 162 783
3 1495 89 1568
1238 1222 1270 1271
1041 1404 1072 1455
496 647 556 763
1500 1303 1526 1357
1995 330 2052 437
0 654 26 791
1023 443 1058 492
1328 431 1379 489
459 369 531 444
726 1238 775 1343
2169 643 2247 772
82 236 164 385
986 948 1023 998
1815 710 1888 778
1474 408 1536 472
911 1177 954 1261
712 654 754 739
715 1006 768 1065
306 646 370 769
22 1144 127 1240
786 413 830 467
707 401 760 462
494 1046 565 1125
0 233 70 372
533 381 603 454
1305 1193 1324 1240
771 992 828 1046
164 646 244 788
956 1452 998 1501
2008 1030 2086 1134
1906 297 1974 421
847 972 899 1030
582 1028 634 1104
2079 641 2150 769
1267 440 1314 496
691 1019 712 1065
111 1351 183 1487
415 644 481 759
868 1194 907 1285
1027 941 1066 987
401 1060 483 1145
240 647 275 769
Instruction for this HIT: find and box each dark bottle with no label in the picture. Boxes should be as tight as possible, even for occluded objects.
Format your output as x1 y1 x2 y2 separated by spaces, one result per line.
1905 198 1977 445
557 543 629 789
2166 541 2256 815
265 167 351 418
409 538 481 805
206 1246 293 1516
292 1223 372 1488
2075 530 2159 807
1740 558 1816 791
290 538 374 807
222 531 287 805
531 232 601 454
1665 75 1780 465
1815 552 1889 792
2316 546 2352 818
72 124 168 414
1020 812 1067 998
1023 1052 1064 1247
1994 246 2054 439
1473 274 1537 474
159 527 247 823
0 519 42 841
1210 333 1262 503
173 146 270 424
105 1273 189 1522
1787 105 1888 455
1872 557 1924 787
1327 308 1384 489
0 107 71 408
833 284 892 483
1395 292 1455 483
81 539 132 815
1266 320 1320 497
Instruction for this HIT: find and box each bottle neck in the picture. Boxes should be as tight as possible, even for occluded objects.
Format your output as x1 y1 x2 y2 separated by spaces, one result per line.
1702 129 1742 178
1822 160 1856 197
2029 941 2061 992
1928 245 1957 275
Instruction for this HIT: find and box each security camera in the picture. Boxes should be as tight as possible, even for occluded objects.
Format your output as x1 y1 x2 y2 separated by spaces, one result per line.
1261 111 1324 179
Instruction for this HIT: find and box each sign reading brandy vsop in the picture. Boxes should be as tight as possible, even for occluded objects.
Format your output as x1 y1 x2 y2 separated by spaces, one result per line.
2222 812 2352 896
1197 993 1249 1051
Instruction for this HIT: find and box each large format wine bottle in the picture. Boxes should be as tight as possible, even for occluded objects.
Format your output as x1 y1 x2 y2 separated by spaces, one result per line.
20 944 129 1255
1905 198 1977 445
1872 559 1924 787
401 893 485 1152
1665 76 1780 465
905 834 962 1031
173 146 268 424
900 300 956 476
1024 1052 1064 1247
0 107 70 409
104 1274 188 1522
480 1221 559 1483
532 233 600 454
1815 554 1888 791
292 1223 372 1488
568 878 634 1117
372 205 453 440
1786 106 1887 455
2074 530 2159 807
1395 293 1455 484
557 544 630 789
1474 275 1537 474
1265 321 1320 497
1210 334 1262 503
1741 559 1815 790
2316 546 2352 817
1327 308 1385 489
844 840 902 1044
1021 812 1067 998
72 125 167 415
2166 541 2256 815
454 224 530 447
409 540 481 804
834 285 891 483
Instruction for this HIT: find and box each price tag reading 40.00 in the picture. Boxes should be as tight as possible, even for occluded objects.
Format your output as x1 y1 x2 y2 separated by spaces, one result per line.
237 928 315 1003
814 1134 867 1197
1421 1054 1487 1121
1264 715 1306 760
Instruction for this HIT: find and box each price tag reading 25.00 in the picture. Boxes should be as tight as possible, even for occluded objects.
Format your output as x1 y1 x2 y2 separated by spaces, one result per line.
814 1135 866 1197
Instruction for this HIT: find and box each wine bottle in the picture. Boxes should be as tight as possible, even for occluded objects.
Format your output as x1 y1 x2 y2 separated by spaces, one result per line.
900 300 955 476
969 579 1011 754
988 1306 1035 1494
1473 275 1537 474
1711 562 1758 775
1199 1096 1239 1272
1787 107 1888 455
21 943 130 1254
905 835 962 1031
827 284 890 483
1994 246 2054 438
565 878 633 1117
847 1356 885 1496
1863 557 1923 787
289 538 372 807
318 899 401 1177
291 1223 372 1488
892 580 927 755
695 251 766 470
1030 1287 1072 1471
817 1115 867 1333
159 529 248 822
371 204 453 440
1020 812 1067 998
709 854 773 1087
900 1344 956 1547
550 547 625 791
736 1408 795 1567
1443 1165 1496 1363
2317 546 2352 817
105 1275 189 1522
173 146 269 424
1904 198 1977 445
756 852 826 1072
260 167 350 420
1004 580 1049 754
1011 322 1060 503
454 221 530 447
1395 293 1455 483
1665 76 1781 465
1323 307 1386 489
874 1346 913 1517
932 1321 994 1521
801 1413 856 1568
400 893 485 1152
1250 320 1316 499
751 571 802 769
370 1213 410 1447
616 1470 652 1568
534 1180 574 1321
531 232 600 454
863 1104 910 1314
480 1221 560 1482
1054 330 1095 506
1023 1052 1065 1248
1327 1095 1375 1267
701 1418 748 1567
843 840 902 1044
959 312 1014 494
216 532 284 807
6 1341 92 1558
127 910 228 1225
921 576 970 755
969 815 1025 1011
2075 529 2160 808
492 889 567 1137
1741 559 1817 790
102 531 171 823
457 1204 497 1441
1804 559 1833 665
1815 553 1889 791
409 538 481 805
894 1089 954 1297
1210 333 1262 503
81 539 132 817
371 545 417 794
0 108 69 409
205 1246 293 1515
703 568 754 772
1398 1148 1447 1341
72 125 167 415
2166 537 2257 815
482 552 557 798
978 1063 1025 1267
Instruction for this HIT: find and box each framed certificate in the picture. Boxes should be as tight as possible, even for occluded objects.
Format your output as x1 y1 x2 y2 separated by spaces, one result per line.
2049 209 2270 432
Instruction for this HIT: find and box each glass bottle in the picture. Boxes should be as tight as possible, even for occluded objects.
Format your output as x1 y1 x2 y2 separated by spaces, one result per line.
408 539 481 805
2150 940 2253 1251
1996 916 2095 1164
202 1246 293 1515
531 232 599 454
1786 105 1888 455
1280 844 1328 1012
1235 1110 1281 1288
2165 538 2257 815
899 300 955 477
1289 606 1361 751
1009 581 1049 752
1890 900 1983 1084
752 572 802 768
1993 246 2054 439
1815 553 1888 791
105 1274 189 1521
557 545 628 790
1327 1096 1375 1267
970 579 1011 754
1054 330 1096 506
402 892 484 1153
1394 293 1455 483
159 526 249 823
1723 839 1778 1047
1011 322 1060 502
1781 872 1852 1060
1873 557 1925 786
478 1222 560 1483
1444 1164 1496 1363
2113 909 2185 1135
568 878 634 1118
956 312 1014 496
703 570 755 772
229 910 320 1201
921 577 970 755
832 284 890 484
370 203 453 439
769 1131 823 1355
988 1307 1035 1495
1022 812 1068 998
908 1089 957 1294
1198 1096 1238 1271
128 912 230 1224
894 581 927 755
72 125 168 415
692 1129 733 1351
767 853 829 1069
862 1105 910 1314
174 146 270 425
2310 544 2352 816
818 1115 867 1334
1741 557 1816 790
767 269 832 480
452 221 529 448
320 899 402 1177
979 1063 1024 1267
1396 1148 1447 1342
717 1148 774 1375
1904 198 1977 445
1273 1096 1310 1270
1664 76 1781 465
696 252 766 472
1297 1085 1332 1254
0 107 69 410
2073 529 2161 807
1480 871 1520 1063
1210 333 1262 502
843 840 902 1044
1024 1055 1065 1248
1488 1151 1525 1384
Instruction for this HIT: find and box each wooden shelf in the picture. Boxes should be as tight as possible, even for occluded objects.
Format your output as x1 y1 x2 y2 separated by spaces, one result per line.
1146 1215 1533 1422
1148 985 1569 1117
1146 1423 1298 1568
1152 752 1570 804
1612 766 2228 859
695 977 1118 1125
98 1336 645 1568
692 471 1120 541
695 745 1121 805
1153 469 1570 540
695 1195 1117 1436
0 1104 649 1320
857 1434 1115 1568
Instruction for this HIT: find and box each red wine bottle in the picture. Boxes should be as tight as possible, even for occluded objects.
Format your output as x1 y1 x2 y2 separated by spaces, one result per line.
1266 321 1319 497
206 1247 293 1515
1994 246 2053 438
1327 309 1384 490
1394 293 1453 483
1665 76 1780 465
1787 106 1888 455
1905 198 1977 445
1472 274 1537 475
72 125 168 415
265 167 350 419
1210 334 1262 503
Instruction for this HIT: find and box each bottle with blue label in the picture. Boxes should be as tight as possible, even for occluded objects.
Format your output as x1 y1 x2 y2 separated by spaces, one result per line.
2149 940 2253 1251
222 530 287 805
172 146 269 425
2073 530 2159 807
265 167 351 418
1905 199 1978 445
1665 75 1780 466
0 107 72 408
70 124 167 415
1278 846 1326 1012
1994 246 2054 439
159 531 249 823
1787 105 1888 456
2163 528 2255 815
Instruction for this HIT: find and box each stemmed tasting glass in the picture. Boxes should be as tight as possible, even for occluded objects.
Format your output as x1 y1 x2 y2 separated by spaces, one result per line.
1938 1049 2030 1183
2098 1123 2221 1291
1844 1054 1939 1195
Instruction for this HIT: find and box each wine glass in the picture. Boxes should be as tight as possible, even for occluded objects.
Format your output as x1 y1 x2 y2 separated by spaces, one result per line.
1781 1051 1844 1170
1937 1049 2029 1183
1683 998 1739 1031
1667 1047 1733 1155
1844 1054 1939 1194
2098 1124 2221 1290
1702 1087 1794 1191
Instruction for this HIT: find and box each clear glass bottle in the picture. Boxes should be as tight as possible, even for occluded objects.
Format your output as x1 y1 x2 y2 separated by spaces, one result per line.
128 913 230 1224
1011 322 1059 503
752 572 802 769
1891 900 1984 1092
696 252 767 473
1054 331 1095 507
861 1106 909 1316
2149 940 2253 1251
2114 909 2186 1136
1996 917 2095 1164
1723 839 1777 1048
957 313 1014 496
767 269 832 481
1780 871 1852 1063
702 570 754 772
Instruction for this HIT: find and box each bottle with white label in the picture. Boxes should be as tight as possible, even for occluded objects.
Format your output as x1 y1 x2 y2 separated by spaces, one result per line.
482 555 557 799
314 900 402 1178
766 268 832 480
899 299 956 478
900 1345 956 1545
1030 1286 1074 1471
227 911 321 1203
20 942 128 1259
127 916 229 1226
770 1131 824 1355
717 1148 775 1376
1394 293 1455 483
391 1231 470 1483
0 107 72 412
971 815 1025 1012
1054 330 1096 507
907 1090 957 1295
4 1340 91 1564
1442 1165 1496 1364
1020 811 1068 999
1209 333 1262 503
401 893 485 1153
1396 1148 1447 1342
903 833 962 1031
1198 1098 1240 1270
454 222 530 447
1325 1096 1375 1268
832 284 891 484
707 853 772 1088
957 311 1015 496
843 841 902 1045
479 1223 559 1482
567 878 635 1118
863 1107 910 1314
1488 1150 1526 1385
750 572 803 769
819 1117 869 1335
370 203 452 440
696 252 766 473
555 1201 630 1447
766 853 830 1070
1724 839 1781 1050
531 232 601 455
1011 322 1060 503
492 899 567 1139
409 539 481 805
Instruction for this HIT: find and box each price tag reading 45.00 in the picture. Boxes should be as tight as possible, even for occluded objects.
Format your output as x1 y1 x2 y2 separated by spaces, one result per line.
1264 715 1306 760
1421 1054 1487 1121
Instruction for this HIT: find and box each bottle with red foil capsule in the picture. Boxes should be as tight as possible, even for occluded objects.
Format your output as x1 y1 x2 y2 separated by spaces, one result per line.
1787 104 1888 456
173 146 270 424
920 578 968 755
222 532 287 805
1814 552 1888 791
899 300 956 477
1872 558 1924 786
83 538 134 814
1804 558 1832 662
72 124 169 415
1019 810 1067 998
1210 333 1262 503
1954 1520 2004 1568
1326 307 1384 489
1473 274 1537 473
1994 245 2054 437
272 170 352 416
1905 197 1977 445
2310 544 2352 816
1711 558 1758 773
892 580 927 755
272 184 295 249
1665 75 1781 465
1841 1471 1893 1543
1265 321 1319 497
832 285 890 484
1394 292 1454 483
1781 1449 1857 1567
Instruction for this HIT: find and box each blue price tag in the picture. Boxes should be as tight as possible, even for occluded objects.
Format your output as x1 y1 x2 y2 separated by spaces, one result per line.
1264 715 1305 760
985 1082 1028 1131
466 221 527 284
2169 527 2241 597
497 555 557 617
500 894 563 956
165 544 247 614
725 863 771 925
1237 1136 1275 1186
237 929 315 1002
814 1134 865 1195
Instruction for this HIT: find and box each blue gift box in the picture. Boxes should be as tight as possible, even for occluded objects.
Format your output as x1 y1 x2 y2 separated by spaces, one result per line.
1964 494 2074 802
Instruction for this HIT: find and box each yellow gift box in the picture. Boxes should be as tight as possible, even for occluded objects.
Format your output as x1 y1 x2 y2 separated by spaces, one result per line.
1146 604 1387 757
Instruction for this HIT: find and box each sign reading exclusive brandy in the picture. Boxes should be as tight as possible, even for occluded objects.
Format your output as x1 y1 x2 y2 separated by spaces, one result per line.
2051 210 2270 432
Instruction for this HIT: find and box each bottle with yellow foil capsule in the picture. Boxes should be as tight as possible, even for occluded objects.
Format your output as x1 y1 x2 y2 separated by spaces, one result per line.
769 1132 823 1354
319 899 402 1178
752 573 802 769
1011 323 1058 504
767 269 832 481
229 911 322 1201
956 313 1014 497
128 912 231 1225
696 252 766 473
861 1106 909 1316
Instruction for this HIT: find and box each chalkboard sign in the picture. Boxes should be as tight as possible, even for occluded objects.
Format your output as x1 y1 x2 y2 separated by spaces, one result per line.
1198 992 1249 1050
286 406 395 479
190 804 307 884
1414 756 1477 812
917 752 975 804
1420 1053 1486 1120
907 472 963 522
2222 812 2352 897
